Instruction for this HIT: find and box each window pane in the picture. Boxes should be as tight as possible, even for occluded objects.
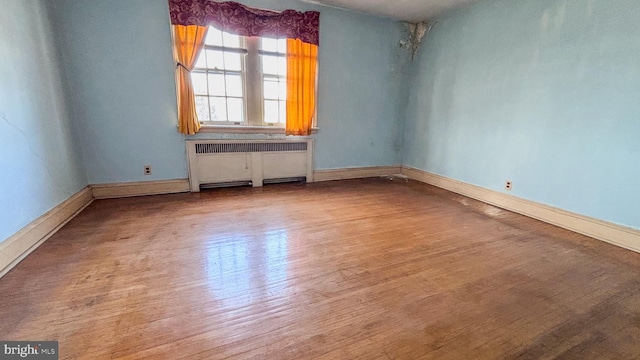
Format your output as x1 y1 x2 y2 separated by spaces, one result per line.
195 96 210 121
222 31 240 48
277 38 287 53
263 79 279 100
264 100 279 123
227 98 244 122
206 50 224 70
261 37 279 52
261 37 287 53
262 55 279 75
279 100 286 124
263 55 286 76
225 74 243 97
191 72 208 95
208 73 225 96
223 52 242 71
205 27 223 46
279 80 287 99
210 97 227 121
194 51 207 69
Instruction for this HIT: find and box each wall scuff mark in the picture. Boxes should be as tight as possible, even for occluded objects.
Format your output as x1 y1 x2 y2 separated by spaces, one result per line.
400 20 434 60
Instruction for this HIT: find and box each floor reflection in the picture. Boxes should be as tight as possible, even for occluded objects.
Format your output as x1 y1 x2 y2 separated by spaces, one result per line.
205 229 289 307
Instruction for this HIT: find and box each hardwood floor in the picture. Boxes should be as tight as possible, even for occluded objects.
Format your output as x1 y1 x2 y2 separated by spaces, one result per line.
1 178 640 359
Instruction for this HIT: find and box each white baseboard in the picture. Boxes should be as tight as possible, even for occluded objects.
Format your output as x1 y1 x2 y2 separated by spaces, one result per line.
402 166 640 253
313 166 402 182
0 179 191 278
91 179 190 199
0 187 94 278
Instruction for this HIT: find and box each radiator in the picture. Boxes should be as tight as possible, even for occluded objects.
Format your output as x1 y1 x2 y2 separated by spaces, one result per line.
186 140 314 192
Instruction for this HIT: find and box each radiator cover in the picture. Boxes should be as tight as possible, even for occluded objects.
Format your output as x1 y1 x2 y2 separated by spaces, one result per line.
186 140 314 192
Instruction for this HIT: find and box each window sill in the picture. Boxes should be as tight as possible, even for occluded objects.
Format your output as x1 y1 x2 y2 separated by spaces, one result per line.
198 125 318 135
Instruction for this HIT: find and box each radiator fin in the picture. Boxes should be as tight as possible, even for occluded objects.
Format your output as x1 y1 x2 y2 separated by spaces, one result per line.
195 142 307 154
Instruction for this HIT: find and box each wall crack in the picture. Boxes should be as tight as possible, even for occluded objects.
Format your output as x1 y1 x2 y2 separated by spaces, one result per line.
1 111 74 197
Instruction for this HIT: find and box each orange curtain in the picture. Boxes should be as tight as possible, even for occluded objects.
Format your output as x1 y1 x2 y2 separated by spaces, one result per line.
172 25 208 135
286 38 318 136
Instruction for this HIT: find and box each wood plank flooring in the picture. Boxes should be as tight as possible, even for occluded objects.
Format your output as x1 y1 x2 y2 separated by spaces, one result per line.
1 178 640 359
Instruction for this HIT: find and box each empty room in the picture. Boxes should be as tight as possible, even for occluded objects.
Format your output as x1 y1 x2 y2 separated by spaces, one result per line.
1 0 639 358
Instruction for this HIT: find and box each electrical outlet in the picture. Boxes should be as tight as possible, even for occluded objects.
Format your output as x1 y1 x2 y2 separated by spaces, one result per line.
144 165 152 176
505 180 512 191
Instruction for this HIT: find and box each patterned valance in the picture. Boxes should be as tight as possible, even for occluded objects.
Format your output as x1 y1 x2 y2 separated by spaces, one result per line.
168 0 320 45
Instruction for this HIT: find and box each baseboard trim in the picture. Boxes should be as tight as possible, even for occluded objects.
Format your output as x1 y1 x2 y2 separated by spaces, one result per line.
0 187 94 278
313 166 402 182
91 179 190 199
402 166 640 253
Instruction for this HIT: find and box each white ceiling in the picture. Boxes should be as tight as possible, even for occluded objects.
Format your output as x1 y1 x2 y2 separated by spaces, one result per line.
300 0 478 22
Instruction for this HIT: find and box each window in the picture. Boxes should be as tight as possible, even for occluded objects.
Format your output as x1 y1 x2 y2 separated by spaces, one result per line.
191 26 289 128
260 37 287 125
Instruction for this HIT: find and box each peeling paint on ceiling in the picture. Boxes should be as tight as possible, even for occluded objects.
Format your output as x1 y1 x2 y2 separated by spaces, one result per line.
400 21 433 60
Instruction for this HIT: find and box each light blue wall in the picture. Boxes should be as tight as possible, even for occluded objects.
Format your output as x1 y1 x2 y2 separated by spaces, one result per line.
3 0 637 242
49 0 409 184
0 0 87 243
236 0 411 168
404 0 640 229
48 0 186 184
310 4 408 168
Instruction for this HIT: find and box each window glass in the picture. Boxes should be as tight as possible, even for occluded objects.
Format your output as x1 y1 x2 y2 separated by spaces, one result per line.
192 73 208 95
261 37 286 53
206 50 225 70
225 75 243 97
210 97 227 121
195 96 210 121
207 74 225 97
223 52 242 71
222 32 241 48
190 25 311 128
205 28 223 46
264 100 279 123
262 55 286 76
227 98 244 122
263 78 279 99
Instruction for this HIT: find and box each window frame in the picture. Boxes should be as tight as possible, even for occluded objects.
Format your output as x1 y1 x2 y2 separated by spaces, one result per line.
191 26 318 134
192 31 249 125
